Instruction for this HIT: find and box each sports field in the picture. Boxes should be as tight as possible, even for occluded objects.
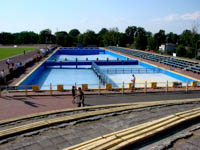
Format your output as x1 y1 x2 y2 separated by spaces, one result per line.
0 48 36 60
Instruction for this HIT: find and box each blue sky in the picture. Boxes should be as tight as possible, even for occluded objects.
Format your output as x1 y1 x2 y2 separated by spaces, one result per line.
0 0 200 34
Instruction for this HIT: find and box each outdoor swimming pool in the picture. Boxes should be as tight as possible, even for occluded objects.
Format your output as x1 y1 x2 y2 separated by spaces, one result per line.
17 48 196 90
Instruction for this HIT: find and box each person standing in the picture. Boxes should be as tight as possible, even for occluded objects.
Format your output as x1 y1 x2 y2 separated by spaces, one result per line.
72 86 76 104
77 87 85 107
131 74 136 92
0 69 6 85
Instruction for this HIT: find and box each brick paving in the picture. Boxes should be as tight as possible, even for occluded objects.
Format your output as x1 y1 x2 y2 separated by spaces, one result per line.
0 96 76 120
1 91 200 121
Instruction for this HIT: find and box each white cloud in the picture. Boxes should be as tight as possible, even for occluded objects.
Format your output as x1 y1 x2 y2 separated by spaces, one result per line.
152 11 200 22
163 14 178 22
181 11 200 20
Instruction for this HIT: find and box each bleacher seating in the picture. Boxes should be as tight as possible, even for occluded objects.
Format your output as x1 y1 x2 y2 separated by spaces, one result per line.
107 46 198 72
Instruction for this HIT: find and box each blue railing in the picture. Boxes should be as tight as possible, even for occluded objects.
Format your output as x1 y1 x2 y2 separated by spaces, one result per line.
101 68 163 74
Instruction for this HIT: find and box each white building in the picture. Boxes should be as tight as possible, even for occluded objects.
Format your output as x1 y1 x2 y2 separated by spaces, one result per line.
159 43 177 54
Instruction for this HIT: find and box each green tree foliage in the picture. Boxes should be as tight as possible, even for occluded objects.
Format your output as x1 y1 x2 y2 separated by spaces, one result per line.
78 30 97 46
154 30 166 50
125 26 137 44
55 31 72 46
176 44 187 57
147 36 156 50
166 32 178 44
179 30 193 46
69 29 80 46
178 29 199 58
69 29 80 37
134 27 147 50
97 28 109 46
13 31 39 44
103 28 120 46
38 29 52 44
0 26 199 59
0 32 14 44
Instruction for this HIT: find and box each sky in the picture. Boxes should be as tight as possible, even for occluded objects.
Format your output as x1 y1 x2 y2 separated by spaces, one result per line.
0 0 200 34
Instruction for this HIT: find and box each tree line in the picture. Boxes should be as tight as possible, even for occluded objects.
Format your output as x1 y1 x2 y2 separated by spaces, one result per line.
0 26 199 58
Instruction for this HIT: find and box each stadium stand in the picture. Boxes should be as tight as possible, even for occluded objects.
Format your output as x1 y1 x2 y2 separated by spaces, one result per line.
107 46 198 71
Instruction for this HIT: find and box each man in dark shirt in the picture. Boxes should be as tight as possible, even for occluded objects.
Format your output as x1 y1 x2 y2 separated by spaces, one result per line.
77 87 85 107
72 86 76 104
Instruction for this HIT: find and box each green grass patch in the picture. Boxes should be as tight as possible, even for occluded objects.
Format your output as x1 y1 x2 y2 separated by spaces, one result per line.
0 48 36 60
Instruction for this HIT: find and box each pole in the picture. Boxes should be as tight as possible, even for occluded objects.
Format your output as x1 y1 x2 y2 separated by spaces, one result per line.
50 83 52 96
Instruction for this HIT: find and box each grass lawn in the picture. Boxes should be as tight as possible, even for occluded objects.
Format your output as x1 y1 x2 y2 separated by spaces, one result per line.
0 48 36 60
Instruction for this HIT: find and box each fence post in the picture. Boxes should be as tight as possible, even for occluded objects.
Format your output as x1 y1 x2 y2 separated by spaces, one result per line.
186 80 189 93
122 81 124 95
98 80 101 95
166 80 168 93
50 83 52 96
144 81 147 93
25 85 28 97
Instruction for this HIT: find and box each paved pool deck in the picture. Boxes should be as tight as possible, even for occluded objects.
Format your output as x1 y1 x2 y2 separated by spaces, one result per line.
1 91 200 121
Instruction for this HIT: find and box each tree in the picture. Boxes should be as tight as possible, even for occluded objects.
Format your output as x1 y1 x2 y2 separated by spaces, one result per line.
68 29 80 46
154 30 166 50
133 27 147 50
125 26 137 44
39 29 52 44
134 33 147 50
78 30 97 46
55 31 72 46
97 28 109 46
179 30 193 46
103 28 120 46
147 36 156 50
13 31 39 44
178 29 200 58
166 32 178 44
0 32 14 45
69 29 80 37
176 44 187 57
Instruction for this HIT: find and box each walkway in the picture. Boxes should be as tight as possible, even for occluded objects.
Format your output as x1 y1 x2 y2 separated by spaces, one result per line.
1 91 200 120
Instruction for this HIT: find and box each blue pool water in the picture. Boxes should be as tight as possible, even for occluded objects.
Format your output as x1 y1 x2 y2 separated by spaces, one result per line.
35 68 103 90
17 48 196 90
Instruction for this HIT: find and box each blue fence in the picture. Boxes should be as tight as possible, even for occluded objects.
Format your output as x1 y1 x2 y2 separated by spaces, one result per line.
44 60 139 67
102 68 163 74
